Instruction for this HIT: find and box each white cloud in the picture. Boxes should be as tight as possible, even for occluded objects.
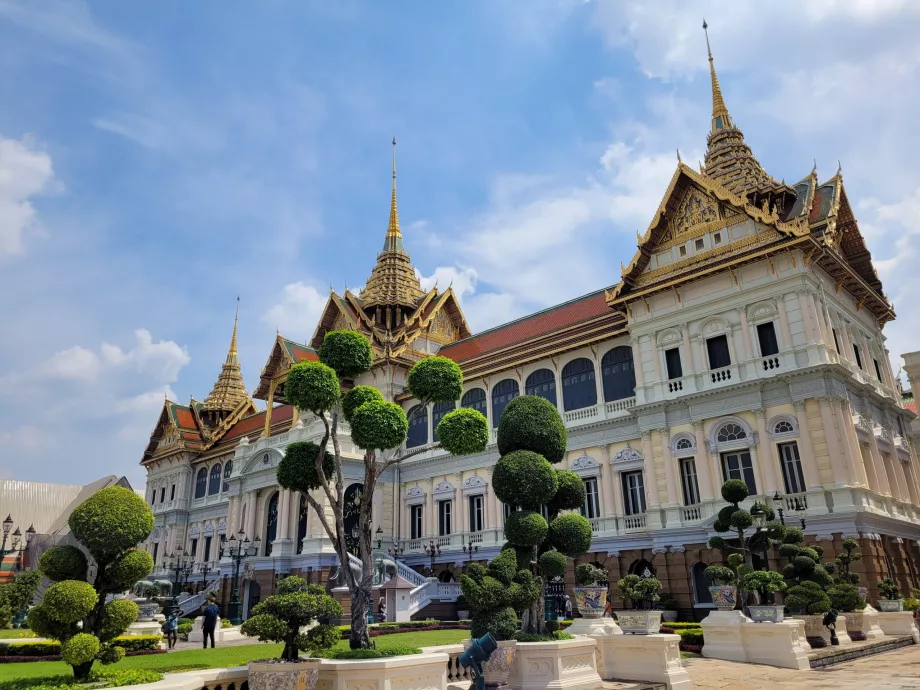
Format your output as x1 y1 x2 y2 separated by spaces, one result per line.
116 385 177 414
0 425 52 455
263 282 329 343
0 135 57 256
417 266 478 300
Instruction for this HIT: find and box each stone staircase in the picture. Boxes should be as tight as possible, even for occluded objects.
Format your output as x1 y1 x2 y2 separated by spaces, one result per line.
345 552 462 617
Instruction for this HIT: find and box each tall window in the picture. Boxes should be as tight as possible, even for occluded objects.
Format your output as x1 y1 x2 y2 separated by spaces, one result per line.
223 461 232 492
432 401 456 441
721 451 756 494
665 348 683 380
853 343 863 369
679 458 701 505
407 404 428 448
778 442 806 494
170 484 176 501
491 379 519 428
189 538 198 561
461 388 488 422
601 347 636 402
706 335 731 369
410 505 423 540
873 358 883 381
756 322 779 357
582 478 600 519
622 471 646 516
525 369 557 407
203 535 212 562
438 500 453 536
297 495 308 555
468 495 484 533
159 487 166 503
691 562 713 605
562 358 597 411
264 492 279 556
832 329 840 353
208 464 222 496
152 542 159 565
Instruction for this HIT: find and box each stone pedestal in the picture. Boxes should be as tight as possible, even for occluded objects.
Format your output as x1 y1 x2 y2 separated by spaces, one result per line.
701 610 747 662
565 617 622 638
189 616 224 644
742 620 811 670
876 611 920 642
510 638 602 690
844 606 885 641
124 621 163 637
594 633 691 690
270 537 295 557
793 614 852 647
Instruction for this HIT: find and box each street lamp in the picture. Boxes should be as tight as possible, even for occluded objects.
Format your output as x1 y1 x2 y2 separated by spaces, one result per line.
375 526 383 550
197 561 214 594
162 547 194 609
0 516 36 565
771 491 785 525
750 505 770 573
221 530 260 625
772 491 806 529
424 539 441 575
462 538 479 561
388 541 405 558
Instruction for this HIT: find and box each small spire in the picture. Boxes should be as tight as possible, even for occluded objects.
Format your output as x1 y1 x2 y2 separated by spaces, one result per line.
812 159 818 175
676 148 682 163
837 160 843 176
703 20 733 133
229 296 240 357
202 299 250 414
383 136 404 252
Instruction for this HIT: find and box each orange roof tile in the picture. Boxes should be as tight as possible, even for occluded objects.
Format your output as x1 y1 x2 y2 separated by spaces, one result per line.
174 408 198 430
903 400 917 415
290 346 319 363
223 405 294 441
439 290 611 362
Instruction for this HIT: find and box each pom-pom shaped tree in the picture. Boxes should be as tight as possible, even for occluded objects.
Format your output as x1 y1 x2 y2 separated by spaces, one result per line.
491 395 593 633
27 487 154 680
824 538 866 613
460 549 540 641
707 480 784 573
241 576 342 661
277 333 488 648
777 529 832 614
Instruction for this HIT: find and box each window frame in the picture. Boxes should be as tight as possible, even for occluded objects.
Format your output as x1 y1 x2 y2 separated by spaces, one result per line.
706 334 731 369
208 464 222 496
561 357 598 412
582 477 600 519
756 321 780 357
778 441 807 494
468 494 484 533
720 450 757 494
665 347 683 380
406 404 429 448
621 470 647 516
679 457 701 506
437 499 453 537
410 505 424 541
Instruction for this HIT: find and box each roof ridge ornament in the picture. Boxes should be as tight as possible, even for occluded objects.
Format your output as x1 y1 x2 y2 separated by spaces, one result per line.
202 298 251 414
702 19 733 133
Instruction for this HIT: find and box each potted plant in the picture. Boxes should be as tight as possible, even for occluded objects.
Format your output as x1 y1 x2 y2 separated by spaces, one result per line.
704 565 737 611
456 594 470 622
877 578 903 612
659 593 680 623
241 575 342 690
741 571 786 622
824 539 869 638
572 563 608 619
614 574 662 634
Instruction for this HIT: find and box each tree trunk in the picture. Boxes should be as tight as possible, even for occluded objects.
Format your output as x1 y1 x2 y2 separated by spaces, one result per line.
350 586 371 649
72 660 94 681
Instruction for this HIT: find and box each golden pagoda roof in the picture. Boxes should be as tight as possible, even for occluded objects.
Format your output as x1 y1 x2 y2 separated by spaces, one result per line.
700 21 784 198
360 137 426 310
202 300 251 412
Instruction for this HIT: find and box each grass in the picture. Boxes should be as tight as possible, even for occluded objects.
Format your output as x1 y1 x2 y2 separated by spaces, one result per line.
0 629 470 684
0 630 35 640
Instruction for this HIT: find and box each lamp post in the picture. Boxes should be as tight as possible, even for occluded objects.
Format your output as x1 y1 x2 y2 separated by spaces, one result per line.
197 561 214 594
750 505 771 572
772 491 806 529
222 530 260 625
462 538 479 563
0 515 36 566
162 547 194 609
424 539 441 575
388 541 405 558
375 526 383 550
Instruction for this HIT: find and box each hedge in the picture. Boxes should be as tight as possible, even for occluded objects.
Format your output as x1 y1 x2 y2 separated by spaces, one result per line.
659 622 702 630
1 635 160 658
0 648 167 664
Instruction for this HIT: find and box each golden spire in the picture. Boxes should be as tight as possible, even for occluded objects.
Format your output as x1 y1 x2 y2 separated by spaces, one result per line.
703 20 733 133
383 136 405 253
202 297 250 414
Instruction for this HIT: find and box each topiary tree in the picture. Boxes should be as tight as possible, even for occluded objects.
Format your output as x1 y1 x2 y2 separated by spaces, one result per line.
460 549 540 641
706 480 784 575
277 333 488 649
823 538 862 586
27 487 154 680
491 395 593 633
240 576 342 661
0 570 40 628
777 528 832 615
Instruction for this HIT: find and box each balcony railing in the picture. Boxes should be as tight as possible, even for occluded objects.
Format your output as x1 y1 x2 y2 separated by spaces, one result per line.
710 366 732 384
761 356 780 371
605 397 636 415
622 514 647 531
681 505 702 522
564 405 599 424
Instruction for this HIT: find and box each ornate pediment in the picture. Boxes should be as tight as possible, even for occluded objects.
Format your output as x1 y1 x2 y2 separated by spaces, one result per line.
670 186 719 238
428 307 459 344
611 447 643 465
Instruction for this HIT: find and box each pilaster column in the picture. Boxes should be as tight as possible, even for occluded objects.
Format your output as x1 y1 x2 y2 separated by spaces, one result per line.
227 496 237 535
692 421 716 501
681 326 694 375
806 292 829 345
649 339 662 383
426 479 435 537
797 291 817 344
738 309 753 360
837 399 869 488
793 401 823 490
866 425 892 496
660 428 679 507
776 294 793 348
603 446 624 516
454 473 465 536
696 335 709 373
754 409 781 494
553 368 565 413
837 319 854 364
899 458 920 507
631 339 645 386
726 325 739 365
890 449 911 503
243 491 256 537
818 398 849 488
278 489 291 539
641 431 660 509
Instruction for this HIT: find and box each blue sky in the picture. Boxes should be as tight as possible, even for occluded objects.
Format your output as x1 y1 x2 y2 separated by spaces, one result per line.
2 0 920 488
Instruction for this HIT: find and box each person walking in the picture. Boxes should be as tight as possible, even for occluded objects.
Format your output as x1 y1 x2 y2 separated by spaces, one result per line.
201 599 220 649
163 608 179 649
563 595 573 619
377 597 387 623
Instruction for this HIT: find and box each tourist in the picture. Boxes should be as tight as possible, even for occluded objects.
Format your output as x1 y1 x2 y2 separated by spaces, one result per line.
163 608 179 649
563 595 572 619
377 597 387 622
201 598 220 649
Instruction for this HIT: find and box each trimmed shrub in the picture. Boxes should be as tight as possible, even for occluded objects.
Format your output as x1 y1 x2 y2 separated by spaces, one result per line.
43 581 98 624
677 630 704 646
108 551 153 592
112 635 160 652
319 330 372 380
493 451 558 509
505 511 548 549
471 606 518 641
786 581 831 614
496 396 567 463
285 361 340 413
721 479 749 504
436 408 489 456
61 634 99 667
277 441 336 493
69 487 154 563
220 618 233 629
548 513 593 557
350 400 409 451
548 470 585 513
406 356 463 403
38 546 88 583
538 551 567 579
319 645 422 659
827 583 866 612
342 386 383 424
99 600 139 642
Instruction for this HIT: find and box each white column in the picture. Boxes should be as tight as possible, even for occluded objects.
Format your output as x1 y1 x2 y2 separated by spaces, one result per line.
890 451 911 503
660 428 679 507
818 399 850 488
693 421 715 501
226 496 237 535
593 351 605 406
866 425 892 496
631 340 645 386
243 491 256 537
793 402 823 490
754 409 781 495
650 340 663 382
798 291 817 344
900 458 920 507
681 326 694 375
278 489 291 539
837 400 869 488
696 335 709 373
641 431 660 510
454 473 465 536
776 294 793 348
426 479 435 537
738 310 753 360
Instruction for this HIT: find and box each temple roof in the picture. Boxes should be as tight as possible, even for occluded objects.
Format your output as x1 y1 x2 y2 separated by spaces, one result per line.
202 301 251 413
253 334 319 401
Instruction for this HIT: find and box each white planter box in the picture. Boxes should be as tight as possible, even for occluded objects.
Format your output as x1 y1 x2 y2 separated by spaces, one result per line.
876 611 920 643
790 614 852 647
316 652 448 690
509 637 602 690
250 659 319 690
747 606 784 623
701 611 810 670
614 610 662 635
841 607 884 641
594 633 691 690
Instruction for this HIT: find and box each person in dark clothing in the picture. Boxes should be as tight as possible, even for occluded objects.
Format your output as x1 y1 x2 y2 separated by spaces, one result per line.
163 609 179 649
202 599 220 649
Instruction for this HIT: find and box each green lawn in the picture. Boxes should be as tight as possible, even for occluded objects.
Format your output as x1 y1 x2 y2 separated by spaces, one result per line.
0 630 35 640
0 629 470 684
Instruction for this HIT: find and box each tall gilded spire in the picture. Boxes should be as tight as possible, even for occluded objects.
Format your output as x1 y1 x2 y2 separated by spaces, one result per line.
202 297 250 413
384 136 404 251
703 20 733 133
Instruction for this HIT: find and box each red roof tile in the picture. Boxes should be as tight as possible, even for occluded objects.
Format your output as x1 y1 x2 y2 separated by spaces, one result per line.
903 400 917 415
174 408 198 430
223 405 294 441
290 346 319 363
439 290 611 362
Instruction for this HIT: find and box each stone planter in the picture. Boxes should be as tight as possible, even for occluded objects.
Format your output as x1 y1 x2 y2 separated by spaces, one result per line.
877 611 920 642
572 587 607 619
790 614 852 647
660 610 678 623
317 652 449 690
708 586 737 611
614 610 661 635
465 638 515 689
841 607 885 641
878 599 904 612
457 610 470 621
510 637 602 690
747 605 784 623
136 602 160 622
248 659 320 690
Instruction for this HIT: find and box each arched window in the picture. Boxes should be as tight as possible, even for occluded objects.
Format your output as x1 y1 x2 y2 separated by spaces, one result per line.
461 388 487 421
208 464 222 495
223 461 233 492
406 405 428 448
717 423 747 443
296 495 308 555
525 369 557 407
601 347 635 402
194 468 208 499
774 420 795 435
491 379 520 428
432 401 456 442
676 438 694 451
264 492 279 556
690 562 713 605
562 358 597 412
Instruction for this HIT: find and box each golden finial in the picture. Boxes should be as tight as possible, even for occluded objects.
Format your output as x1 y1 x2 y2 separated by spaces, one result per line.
812 159 817 175
837 160 843 176
676 149 682 163
386 136 401 243
229 296 240 356
703 20 733 133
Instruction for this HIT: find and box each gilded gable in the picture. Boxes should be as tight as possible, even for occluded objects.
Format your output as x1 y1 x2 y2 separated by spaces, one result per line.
428 308 458 344
332 309 352 332
672 187 718 237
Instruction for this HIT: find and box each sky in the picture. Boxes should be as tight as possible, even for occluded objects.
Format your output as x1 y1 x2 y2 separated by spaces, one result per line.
2 0 920 490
